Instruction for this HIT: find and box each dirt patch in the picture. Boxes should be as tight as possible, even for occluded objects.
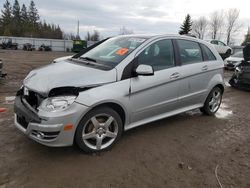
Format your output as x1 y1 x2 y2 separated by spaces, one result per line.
0 50 249 188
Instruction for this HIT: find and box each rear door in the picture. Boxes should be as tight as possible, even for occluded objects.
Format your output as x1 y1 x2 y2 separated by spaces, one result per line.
129 39 181 123
176 39 210 108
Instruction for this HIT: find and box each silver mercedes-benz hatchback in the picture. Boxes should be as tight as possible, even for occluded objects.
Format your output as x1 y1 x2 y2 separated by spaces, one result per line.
14 34 224 153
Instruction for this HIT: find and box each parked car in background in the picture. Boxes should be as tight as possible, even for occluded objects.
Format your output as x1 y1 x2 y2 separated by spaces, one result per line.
224 51 243 70
14 34 224 153
23 43 36 51
230 45 244 55
0 38 18 50
38 44 52 51
206 39 232 59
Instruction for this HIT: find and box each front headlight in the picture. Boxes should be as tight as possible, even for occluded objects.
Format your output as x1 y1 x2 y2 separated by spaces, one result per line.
235 66 242 72
38 96 77 112
235 66 242 77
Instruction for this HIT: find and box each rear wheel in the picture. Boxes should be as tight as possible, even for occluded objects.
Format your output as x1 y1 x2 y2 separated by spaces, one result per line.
201 87 222 115
75 107 123 153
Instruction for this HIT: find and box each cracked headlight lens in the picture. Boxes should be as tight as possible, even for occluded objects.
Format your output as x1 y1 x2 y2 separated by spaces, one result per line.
38 96 76 112
235 66 242 77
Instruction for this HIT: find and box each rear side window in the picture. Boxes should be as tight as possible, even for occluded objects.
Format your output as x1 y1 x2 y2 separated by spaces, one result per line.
201 44 217 61
177 40 203 65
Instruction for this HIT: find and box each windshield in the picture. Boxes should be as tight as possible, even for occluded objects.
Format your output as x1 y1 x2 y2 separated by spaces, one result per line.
232 51 243 58
81 36 147 67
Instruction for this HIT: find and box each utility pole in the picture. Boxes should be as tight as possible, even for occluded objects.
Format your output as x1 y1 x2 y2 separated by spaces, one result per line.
77 20 80 39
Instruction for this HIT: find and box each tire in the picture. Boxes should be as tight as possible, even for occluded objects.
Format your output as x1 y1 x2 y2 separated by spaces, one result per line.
75 107 123 153
201 87 222 116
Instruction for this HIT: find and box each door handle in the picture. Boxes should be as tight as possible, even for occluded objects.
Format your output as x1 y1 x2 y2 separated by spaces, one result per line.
202 65 208 71
170 72 180 79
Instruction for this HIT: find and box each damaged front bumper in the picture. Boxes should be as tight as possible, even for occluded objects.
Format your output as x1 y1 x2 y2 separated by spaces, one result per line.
14 95 89 147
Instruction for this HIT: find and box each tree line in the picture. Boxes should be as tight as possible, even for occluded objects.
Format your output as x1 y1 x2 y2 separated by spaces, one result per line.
179 9 249 45
0 0 63 39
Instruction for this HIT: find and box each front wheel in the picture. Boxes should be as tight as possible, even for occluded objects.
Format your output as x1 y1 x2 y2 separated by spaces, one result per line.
201 87 222 115
75 107 123 153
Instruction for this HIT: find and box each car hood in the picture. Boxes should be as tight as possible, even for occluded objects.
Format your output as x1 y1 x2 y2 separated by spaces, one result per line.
225 57 243 62
23 60 117 95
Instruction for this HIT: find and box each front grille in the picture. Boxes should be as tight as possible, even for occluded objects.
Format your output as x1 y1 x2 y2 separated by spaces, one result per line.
23 88 44 110
227 63 234 67
17 115 29 129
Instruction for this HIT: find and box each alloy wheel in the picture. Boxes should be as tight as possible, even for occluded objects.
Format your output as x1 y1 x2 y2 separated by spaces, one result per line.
208 90 222 113
82 114 119 150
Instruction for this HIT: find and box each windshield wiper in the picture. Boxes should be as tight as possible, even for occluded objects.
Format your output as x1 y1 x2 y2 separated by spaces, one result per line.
79 56 96 62
70 57 112 69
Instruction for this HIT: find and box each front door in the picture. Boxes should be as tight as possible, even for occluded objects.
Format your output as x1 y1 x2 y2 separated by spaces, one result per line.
129 39 181 124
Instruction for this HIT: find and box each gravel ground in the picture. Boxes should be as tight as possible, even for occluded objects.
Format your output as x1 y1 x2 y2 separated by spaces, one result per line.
0 50 249 188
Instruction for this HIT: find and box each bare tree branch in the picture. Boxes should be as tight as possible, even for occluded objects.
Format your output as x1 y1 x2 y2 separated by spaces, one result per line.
209 10 224 40
225 9 241 45
119 26 134 35
192 16 208 39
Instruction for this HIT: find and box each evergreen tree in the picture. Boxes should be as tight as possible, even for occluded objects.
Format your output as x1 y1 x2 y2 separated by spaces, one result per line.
12 0 21 36
179 14 192 35
20 4 28 23
0 0 64 39
12 0 20 20
1 0 12 35
28 0 39 26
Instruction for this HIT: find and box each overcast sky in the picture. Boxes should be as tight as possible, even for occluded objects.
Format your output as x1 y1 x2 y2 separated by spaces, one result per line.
2 0 250 44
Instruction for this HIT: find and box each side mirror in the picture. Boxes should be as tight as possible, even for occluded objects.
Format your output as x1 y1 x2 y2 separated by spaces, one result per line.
135 64 154 76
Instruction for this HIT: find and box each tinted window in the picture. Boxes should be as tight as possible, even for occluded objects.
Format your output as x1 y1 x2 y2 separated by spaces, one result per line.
218 41 226 46
177 40 203 64
201 44 217 61
211 40 218 45
138 39 175 71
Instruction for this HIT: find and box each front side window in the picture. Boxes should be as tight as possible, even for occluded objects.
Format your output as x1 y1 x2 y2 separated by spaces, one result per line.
81 37 147 68
137 39 175 71
177 40 203 65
